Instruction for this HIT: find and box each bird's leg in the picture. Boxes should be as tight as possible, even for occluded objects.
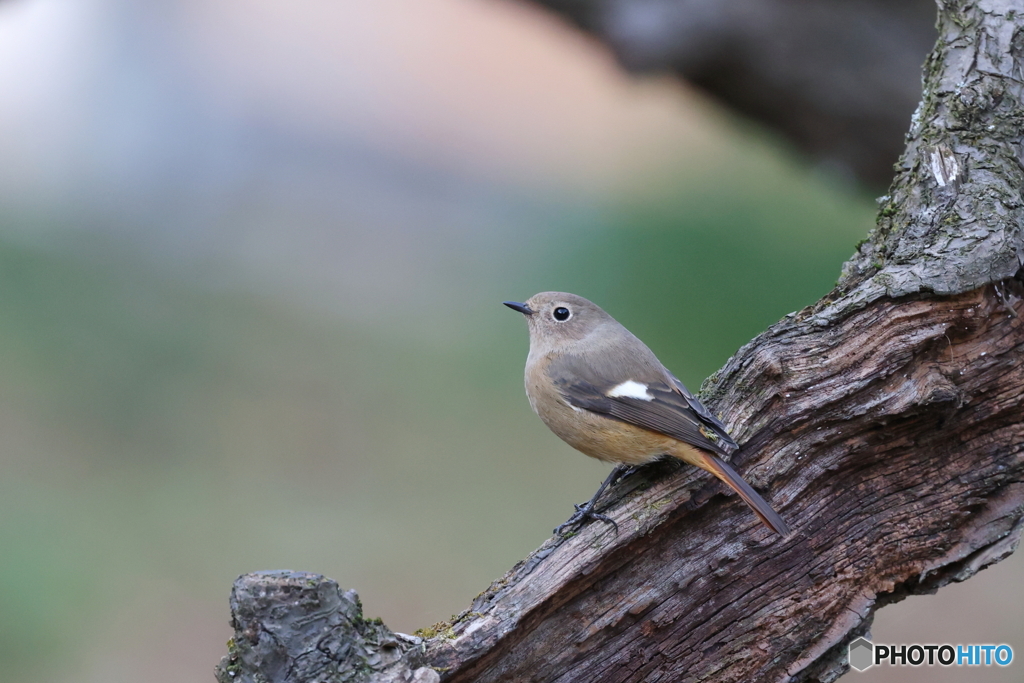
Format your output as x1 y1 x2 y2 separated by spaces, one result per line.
554 465 630 536
608 464 641 486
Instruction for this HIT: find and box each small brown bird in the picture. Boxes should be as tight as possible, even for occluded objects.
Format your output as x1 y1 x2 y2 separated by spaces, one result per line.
504 292 789 537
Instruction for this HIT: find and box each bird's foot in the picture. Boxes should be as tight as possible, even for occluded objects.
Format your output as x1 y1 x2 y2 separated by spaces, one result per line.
554 500 618 536
609 465 640 487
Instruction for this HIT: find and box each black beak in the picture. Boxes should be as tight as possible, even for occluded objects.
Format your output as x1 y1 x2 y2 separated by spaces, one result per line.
503 301 534 315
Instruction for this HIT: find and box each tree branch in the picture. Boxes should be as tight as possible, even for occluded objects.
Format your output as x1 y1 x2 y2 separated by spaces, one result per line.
528 0 938 190
217 1 1024 681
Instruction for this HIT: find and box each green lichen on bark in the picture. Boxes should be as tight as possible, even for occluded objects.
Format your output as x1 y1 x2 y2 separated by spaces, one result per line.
829 0 1023 318
701 0 1023 413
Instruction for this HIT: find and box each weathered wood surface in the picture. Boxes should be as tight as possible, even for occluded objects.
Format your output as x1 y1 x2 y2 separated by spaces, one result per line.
217 1 1023 681
216 571 440 683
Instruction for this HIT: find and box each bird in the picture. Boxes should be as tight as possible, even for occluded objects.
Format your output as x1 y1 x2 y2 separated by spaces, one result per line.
504 292 789 537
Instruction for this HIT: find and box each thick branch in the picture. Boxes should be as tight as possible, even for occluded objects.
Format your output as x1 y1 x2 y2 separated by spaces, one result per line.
217 1 1024 681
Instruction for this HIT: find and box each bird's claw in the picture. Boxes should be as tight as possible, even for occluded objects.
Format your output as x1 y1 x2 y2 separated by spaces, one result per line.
554 501 618 536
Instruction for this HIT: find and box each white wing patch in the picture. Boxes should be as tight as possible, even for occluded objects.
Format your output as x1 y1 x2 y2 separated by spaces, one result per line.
607 380 653 401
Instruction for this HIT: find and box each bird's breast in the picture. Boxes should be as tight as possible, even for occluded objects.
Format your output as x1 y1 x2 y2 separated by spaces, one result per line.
525 362 671 465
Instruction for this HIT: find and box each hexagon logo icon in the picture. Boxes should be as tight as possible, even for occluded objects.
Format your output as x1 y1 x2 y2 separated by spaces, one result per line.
849 637 874 672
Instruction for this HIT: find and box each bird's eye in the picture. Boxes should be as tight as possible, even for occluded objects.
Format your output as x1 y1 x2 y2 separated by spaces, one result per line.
553 306 571 321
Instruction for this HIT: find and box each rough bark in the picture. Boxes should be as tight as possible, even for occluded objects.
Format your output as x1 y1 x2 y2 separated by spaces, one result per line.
217 1 1024 681
215 572 440 683
527 0 938 190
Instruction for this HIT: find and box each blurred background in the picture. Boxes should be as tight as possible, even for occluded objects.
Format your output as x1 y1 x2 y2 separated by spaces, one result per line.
0 1 1018 682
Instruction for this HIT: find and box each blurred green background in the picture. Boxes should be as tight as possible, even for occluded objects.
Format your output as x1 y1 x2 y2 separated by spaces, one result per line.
0 1 1019 682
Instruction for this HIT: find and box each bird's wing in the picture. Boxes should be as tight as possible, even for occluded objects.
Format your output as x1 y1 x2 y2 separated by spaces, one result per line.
548 353 738 458
665 371 737 450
